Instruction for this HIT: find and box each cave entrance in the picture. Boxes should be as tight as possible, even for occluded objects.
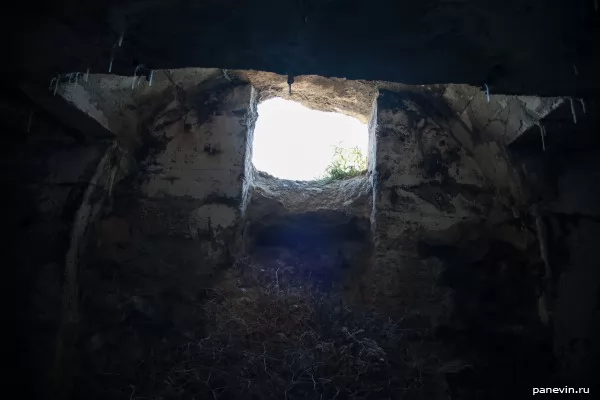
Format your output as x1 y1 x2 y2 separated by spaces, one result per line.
251 97 368 181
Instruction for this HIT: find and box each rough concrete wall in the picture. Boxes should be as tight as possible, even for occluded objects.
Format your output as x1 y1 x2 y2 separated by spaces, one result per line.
510 101 600 386
369 89 551 393
54 142 125 398
243 172 374 295
76 77 257 397
246 172 372 233
553 219 600 382
442 84 563 205
369 90 496 317
372 90 504 255
59 69 223 150
3 91 117 399
45 69 583 393
241 71 379 123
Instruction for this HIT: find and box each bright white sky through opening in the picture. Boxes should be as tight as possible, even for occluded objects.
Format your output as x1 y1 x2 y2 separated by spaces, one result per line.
252 98 368 181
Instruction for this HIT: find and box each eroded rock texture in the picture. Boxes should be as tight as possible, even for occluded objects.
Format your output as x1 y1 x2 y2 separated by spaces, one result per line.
74 74 257 397
244 172 374 294
4 91 120 399
10 68 600 398
247 172 372 235
510 99 600 385
368 89 555 394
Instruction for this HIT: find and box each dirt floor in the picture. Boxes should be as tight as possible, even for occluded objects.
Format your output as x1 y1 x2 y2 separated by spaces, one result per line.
87 253 447 400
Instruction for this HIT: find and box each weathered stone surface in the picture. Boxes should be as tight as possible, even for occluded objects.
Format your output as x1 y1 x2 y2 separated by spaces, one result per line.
59 69 222 150
54 142 125 396
73 74 257 398
509 104 600 384
361 88 567 397
444 84 564 144
141 84 253 199
62 69 563 147
16 64 600 397
65 72 258 245
553 219 600 380
373 90 503 253
243 171 372 255
243 172 375 308
20 82 115 140
241 71 379 123
365 90 551 384
188 204 238 238
4 93 118 399
247 171 371 223
108 74 255 266
441 85 564 204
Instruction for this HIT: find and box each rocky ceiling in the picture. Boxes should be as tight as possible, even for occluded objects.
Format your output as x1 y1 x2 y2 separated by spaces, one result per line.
13 0 600 96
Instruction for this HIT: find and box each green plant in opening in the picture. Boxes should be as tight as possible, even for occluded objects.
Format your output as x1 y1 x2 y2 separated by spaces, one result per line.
320 144 367 181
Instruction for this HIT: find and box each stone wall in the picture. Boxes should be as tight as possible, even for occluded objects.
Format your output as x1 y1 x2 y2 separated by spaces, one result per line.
369 89 552 393
243 172 373 293
510 99 600 385
370 90 498 307
75 75 257 397
442 84 563 206
4 90 118 399
40 69 595 394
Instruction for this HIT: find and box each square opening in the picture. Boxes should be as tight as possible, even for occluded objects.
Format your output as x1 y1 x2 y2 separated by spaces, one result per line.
251 98 369 181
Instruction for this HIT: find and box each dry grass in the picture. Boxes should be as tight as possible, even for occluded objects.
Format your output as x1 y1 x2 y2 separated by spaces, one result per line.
144 257 433 400
320 145 368 182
